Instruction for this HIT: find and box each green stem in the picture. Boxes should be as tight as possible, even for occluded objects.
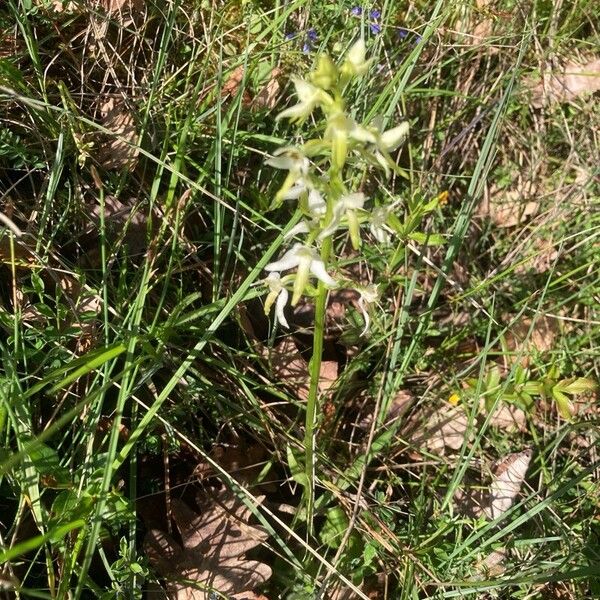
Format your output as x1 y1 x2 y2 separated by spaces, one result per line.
303 236 332 533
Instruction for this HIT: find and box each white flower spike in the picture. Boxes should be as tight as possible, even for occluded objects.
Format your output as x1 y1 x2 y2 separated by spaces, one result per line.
369 205 394 244
265 243 337 305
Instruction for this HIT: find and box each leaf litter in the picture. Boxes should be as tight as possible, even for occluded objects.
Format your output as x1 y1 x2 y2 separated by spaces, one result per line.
526 58 600 108
96 97 139 171
144 488 272 599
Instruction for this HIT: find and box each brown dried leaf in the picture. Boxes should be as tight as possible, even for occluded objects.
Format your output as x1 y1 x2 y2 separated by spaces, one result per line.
252 68 282 110
505 315 558 365
487 402 527 432
409 404 471 454
101 0 144 13
193 444 267 486
477 548 507 577
222 66 253 106
144 491 271 600
514 238 559 275
266 337 337 401
479 184 539 227
483 449 532 519
97 98 139 171
527 59 600 108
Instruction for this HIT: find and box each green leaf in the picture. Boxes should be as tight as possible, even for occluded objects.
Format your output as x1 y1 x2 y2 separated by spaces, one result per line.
408 232 445 245
552 388 573 420
320 506 348 548
286 444 308 488
28 442 71 488
560 377 597 395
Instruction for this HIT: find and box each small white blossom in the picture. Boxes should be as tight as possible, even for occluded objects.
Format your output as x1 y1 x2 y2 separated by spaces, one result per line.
265 243 337 305
369 206 394 244
276 78 334 123
341 39 371 77
357 284 379 336
381 122 410 151
319 192 366 249
307 188 327 217
266 147 310 208
265 147 309 174
284 221 311 239
374 121 410 177
264 272 290 328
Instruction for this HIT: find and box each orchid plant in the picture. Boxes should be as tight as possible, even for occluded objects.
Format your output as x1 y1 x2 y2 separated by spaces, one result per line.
262 39 409 335
259 39 412 524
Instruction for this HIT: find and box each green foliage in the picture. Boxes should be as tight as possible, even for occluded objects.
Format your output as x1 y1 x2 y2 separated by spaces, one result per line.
0 0 598 598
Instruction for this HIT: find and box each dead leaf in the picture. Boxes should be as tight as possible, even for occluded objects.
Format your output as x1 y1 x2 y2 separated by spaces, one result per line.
97 98 139 171
252 68 282 111
478 184 539 227
193 444 267 486
409 404 471 454
222 66 253 106
144 490 271 600
265 337 337 401
527 59 600 108
514 238 559 275
477 547 507 577
483 449 532 520
101 0 144 13
487 402 527 432
84 196 148 261
504 315 558 365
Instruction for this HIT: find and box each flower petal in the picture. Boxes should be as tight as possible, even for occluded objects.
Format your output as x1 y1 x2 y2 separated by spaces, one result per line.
284 221 311 239
307 188 326 216
381 122 409 151
309 258 337 287
275 288 290 328
341 192 366 210
265 245 303 272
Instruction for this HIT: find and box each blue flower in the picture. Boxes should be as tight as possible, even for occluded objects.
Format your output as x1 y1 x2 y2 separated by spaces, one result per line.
398 28 408 40
370 9 381 19
350 6 363 16
370 22 381 35
285 28 318 53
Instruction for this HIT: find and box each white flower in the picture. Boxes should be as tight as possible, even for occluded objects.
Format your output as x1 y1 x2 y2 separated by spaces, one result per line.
265 243 337 305
356 284 379 336
369 206 394 244
265 147 309 174
348 118 410 177
374 121 410 177
282 185 327 240
264 272 290 328
307 188 327 217
284 221 311 239
318 192 366 249
341 39 371 77
266 147 310 208
276 78 334 123
381 122 410 151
